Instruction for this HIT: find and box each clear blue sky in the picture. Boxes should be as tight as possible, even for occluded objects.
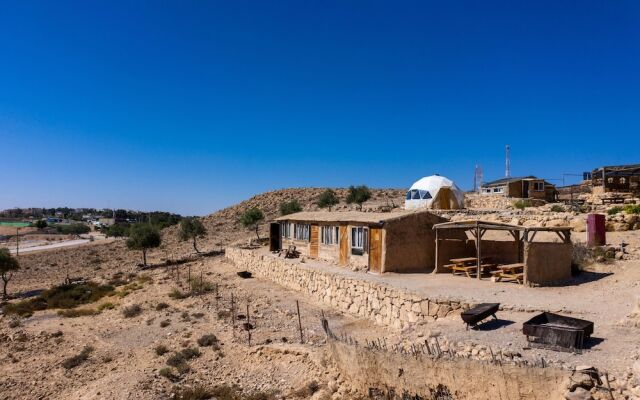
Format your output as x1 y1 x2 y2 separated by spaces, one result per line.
2 1 639 216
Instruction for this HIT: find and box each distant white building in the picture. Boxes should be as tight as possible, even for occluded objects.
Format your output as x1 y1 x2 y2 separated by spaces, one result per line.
405 175 465 210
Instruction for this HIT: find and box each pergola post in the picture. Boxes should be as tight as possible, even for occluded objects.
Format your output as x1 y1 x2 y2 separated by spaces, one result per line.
476 223 481 280
434 228 439 274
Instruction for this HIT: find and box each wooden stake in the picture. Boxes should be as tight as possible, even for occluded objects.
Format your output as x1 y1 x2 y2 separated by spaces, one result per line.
296 300 304 344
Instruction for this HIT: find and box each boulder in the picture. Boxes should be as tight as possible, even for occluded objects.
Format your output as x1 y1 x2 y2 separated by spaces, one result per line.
564 387 592 400
570 217 586 232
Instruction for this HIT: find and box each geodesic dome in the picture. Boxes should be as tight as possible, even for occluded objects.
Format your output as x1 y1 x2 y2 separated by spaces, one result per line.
405 175 465 210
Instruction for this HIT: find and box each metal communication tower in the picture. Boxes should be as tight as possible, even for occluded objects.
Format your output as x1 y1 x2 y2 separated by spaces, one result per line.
473 164 483 193
505 145 511 178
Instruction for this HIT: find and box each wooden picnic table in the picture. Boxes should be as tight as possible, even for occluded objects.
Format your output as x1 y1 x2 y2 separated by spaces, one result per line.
447 257 494 278
491 263 525 284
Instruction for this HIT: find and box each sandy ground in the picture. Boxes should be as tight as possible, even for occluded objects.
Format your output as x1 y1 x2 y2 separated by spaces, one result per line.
0 257 377 400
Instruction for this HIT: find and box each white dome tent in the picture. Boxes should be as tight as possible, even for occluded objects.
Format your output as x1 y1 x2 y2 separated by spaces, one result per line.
405 175 465 210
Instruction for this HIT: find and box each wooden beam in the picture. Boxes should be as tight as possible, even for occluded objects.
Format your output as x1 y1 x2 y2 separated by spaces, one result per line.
476 225 481 280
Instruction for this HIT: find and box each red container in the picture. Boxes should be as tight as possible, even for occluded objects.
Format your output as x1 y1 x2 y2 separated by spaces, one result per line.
587 214 606 247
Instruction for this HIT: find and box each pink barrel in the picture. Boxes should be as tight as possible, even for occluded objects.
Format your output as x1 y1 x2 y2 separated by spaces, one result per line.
587 214 606 247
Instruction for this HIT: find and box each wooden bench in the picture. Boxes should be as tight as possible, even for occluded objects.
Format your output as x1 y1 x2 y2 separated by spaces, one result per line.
491 263 525 284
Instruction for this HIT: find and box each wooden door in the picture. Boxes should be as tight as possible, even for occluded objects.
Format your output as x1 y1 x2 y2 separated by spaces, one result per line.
368 228 382 273
339 226 348 266
269 223 281 251
310 225 319 258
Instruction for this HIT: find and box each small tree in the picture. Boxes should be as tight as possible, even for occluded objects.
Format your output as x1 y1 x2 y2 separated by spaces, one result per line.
317 189 339 210
0 248 19 299
240 208 264 240
346 185 372 210
126 224 161 266
106 223 129 238
279 200 302 216
34 219 48 229
178 217 207 253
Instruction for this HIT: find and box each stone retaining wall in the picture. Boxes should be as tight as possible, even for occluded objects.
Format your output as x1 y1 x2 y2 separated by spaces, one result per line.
226 247 473 329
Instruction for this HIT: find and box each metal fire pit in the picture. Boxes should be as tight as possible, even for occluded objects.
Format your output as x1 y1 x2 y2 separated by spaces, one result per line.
461 303 500 330
523 312 594 351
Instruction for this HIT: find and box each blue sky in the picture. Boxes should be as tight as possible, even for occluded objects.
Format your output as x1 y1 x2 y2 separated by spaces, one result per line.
1 1 639 216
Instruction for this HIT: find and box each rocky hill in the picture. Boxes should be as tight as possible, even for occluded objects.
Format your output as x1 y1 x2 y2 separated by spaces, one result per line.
162 187 406 255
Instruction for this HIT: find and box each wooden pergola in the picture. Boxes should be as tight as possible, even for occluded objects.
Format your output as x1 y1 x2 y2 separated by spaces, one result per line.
432 220 572 280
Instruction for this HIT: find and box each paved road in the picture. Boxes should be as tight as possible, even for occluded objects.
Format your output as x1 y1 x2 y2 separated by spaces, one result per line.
8 239 91 254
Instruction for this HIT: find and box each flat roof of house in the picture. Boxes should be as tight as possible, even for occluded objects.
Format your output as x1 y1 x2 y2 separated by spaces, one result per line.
274 210 424 224
482 176 538 187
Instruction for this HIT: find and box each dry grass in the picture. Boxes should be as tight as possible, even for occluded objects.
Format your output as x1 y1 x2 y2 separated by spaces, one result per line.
62 346 94 369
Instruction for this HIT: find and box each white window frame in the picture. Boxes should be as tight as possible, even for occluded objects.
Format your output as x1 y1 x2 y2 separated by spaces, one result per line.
281 222 291 239
351 226 368 255
320 225 339 245
294 223 310 241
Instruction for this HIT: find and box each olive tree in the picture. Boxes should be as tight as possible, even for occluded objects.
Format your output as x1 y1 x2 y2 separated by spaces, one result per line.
240 208 264 241
346 185 372 210
126 224 161 266
178 217 207 253
279 200 302 216
317 189 339 210
0 248 19 299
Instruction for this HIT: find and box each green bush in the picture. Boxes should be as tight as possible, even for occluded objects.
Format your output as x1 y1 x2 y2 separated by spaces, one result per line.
279 200 302 216
197 334 219 348
624 204 640 214
346 185 371 210
550 204 565 212
513 199 532 210
607 206 623 215
4 282 115 317
105 223 129 238
122 304 142 318
55 223 90 235
156 302 170 311
317 189 340 209
155 344 170 356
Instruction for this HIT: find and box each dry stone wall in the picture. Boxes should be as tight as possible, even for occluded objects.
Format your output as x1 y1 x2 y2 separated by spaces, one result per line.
226 247 472 329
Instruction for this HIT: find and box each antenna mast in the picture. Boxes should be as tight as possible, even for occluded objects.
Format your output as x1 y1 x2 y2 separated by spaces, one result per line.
505 145 511 178
474 164 483 193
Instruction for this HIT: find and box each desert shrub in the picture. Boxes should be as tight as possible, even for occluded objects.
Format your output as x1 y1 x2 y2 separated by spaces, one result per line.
166 347 201 374
279 200 302 216
188 278 214 294
317 189 339 209
105 223 129 238
169 288 189 299
181 311 191 321
217 310 230 319
62 345 93 369
3 282 114 317
192 312 204 319
156 302 170 311
171 385 214 400
346 185 371 210
160 319 171 327
137 274 153 284
97 302 116 311
550 204 565 212
57 308 99 318
155 344 170 356
159 367 180 382
202 385 278 400
513 199 532 210
608 206 624 215
8 318 21 328
197 334 219 347
122 304 142 318
624 204 640 214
